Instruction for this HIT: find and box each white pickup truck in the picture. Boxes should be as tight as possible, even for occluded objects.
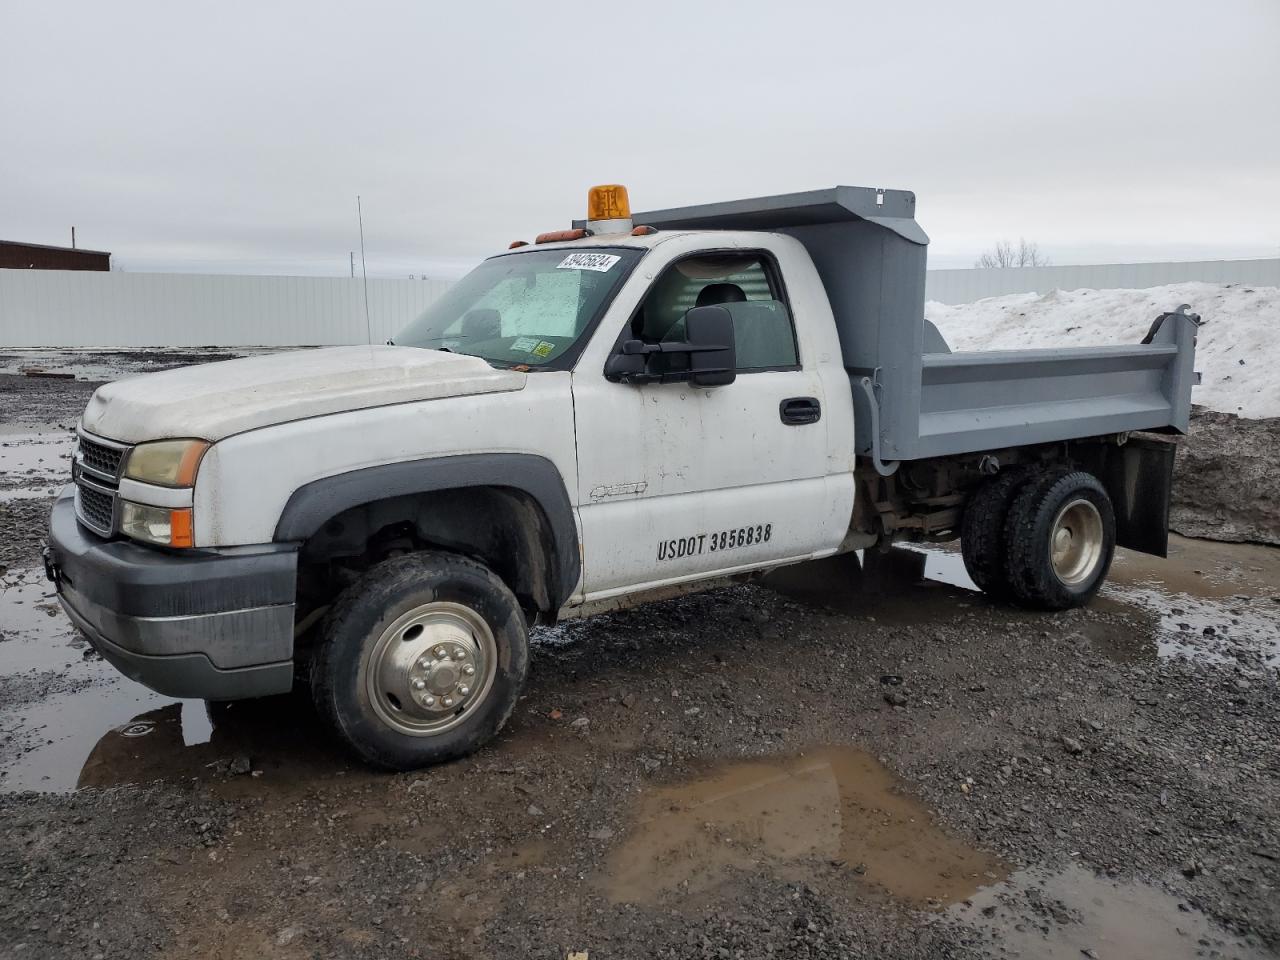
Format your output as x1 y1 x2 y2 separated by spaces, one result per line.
46 184 1200 769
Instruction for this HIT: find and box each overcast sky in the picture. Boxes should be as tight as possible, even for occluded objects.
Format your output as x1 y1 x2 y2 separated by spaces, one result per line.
3 0 1277 277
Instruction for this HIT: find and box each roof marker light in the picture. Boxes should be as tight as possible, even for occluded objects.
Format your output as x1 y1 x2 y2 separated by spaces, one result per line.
535 228 588 244
509 240 529 249
631 225 657 236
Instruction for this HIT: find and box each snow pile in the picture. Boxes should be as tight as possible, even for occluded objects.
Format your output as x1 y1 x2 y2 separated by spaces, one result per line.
925 282 1280 419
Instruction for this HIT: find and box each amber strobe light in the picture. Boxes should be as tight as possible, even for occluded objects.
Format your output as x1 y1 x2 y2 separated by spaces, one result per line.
587 184 630 221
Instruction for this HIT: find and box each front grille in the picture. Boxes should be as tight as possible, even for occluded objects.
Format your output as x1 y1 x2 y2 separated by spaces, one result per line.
74 430 130 536
79 435 126 478
76 482 116 535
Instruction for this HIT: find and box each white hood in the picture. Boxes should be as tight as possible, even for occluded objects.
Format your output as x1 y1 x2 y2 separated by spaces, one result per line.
81 346 527 443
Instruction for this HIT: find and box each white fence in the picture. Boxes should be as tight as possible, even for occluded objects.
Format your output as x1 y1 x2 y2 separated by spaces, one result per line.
2 258 1277 346
0 270 453 347
924 257 1280 305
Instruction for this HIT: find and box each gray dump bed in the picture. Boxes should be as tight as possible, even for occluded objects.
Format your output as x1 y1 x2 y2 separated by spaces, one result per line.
632 187 1199 469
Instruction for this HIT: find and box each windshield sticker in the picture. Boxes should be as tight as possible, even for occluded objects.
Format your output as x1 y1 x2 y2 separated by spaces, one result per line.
532 340 555 358
510 336 538 353
557 252 621 273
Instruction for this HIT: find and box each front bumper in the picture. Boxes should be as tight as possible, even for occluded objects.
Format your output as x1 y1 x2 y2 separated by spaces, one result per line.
45 487 299 700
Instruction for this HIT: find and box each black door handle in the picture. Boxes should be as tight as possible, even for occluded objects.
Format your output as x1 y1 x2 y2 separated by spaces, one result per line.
780 397 821 425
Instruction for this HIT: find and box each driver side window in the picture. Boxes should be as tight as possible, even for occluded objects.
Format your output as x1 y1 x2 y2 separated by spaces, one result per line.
632 253 798 371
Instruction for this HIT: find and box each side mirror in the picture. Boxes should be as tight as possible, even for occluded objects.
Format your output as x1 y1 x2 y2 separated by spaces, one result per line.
604 345 648 381
603 306 737 386
684 305 736 387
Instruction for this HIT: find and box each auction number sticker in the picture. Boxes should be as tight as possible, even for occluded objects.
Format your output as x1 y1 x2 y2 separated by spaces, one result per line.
557 253 621 273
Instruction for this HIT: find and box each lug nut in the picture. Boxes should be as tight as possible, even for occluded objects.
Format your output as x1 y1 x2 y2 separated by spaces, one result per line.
434 646 447 658
424 696 436 707
463 665 475 677
417 657 431 669
412 678 426 690
458 685 470 696
443 697 454 707
452 647 465 660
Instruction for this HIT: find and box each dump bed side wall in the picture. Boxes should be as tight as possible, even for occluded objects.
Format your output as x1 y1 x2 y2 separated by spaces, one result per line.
781 221 928 460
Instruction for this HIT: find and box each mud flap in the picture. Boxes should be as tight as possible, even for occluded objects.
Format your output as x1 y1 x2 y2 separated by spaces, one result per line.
1078 436 1177 558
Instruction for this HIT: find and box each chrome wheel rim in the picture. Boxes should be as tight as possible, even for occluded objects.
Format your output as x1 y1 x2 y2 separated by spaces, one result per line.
364 601 497 737
1049 498 1104 586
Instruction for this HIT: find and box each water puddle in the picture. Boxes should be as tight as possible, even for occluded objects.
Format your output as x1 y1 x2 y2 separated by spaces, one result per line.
765 541 1279 669
1100 535 1280 668
0 563 347 793
0 348 262 382
0 427 73 500
1 682 355 793
1100 586 1280 667
603 746 1008 905
953 862 1274 959
1 675 187 791
600 746 1266 956
0 571 89 674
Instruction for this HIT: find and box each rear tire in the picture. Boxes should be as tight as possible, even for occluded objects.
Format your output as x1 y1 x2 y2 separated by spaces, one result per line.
960 467 1034 600
1004 470 1116 610
311 551 528 771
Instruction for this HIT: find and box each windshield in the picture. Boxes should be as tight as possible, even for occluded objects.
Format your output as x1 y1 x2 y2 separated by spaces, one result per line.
394 247 643 368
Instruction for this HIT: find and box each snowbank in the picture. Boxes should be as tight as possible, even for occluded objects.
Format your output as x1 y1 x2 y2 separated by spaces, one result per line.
925 282 1280 419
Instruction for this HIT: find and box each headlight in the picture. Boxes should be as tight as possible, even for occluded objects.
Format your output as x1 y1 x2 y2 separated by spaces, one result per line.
120 502 194 548
124 439 209 487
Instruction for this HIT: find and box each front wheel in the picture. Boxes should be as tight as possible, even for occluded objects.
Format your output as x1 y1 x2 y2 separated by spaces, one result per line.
1004 470 1116 610
311 551 529 770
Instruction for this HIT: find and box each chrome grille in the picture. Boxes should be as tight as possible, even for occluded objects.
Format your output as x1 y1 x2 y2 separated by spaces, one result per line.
75 435 126 481
74 429 131 536
76 481 116 535
79 436 126 478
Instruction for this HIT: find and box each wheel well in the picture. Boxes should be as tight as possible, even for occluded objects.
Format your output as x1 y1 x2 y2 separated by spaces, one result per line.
295 486 558 622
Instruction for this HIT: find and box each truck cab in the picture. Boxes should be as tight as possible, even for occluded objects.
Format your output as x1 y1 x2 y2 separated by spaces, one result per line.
46 184 1200 770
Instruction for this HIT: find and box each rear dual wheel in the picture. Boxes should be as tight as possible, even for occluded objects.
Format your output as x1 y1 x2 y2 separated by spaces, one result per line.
962 467 1116 610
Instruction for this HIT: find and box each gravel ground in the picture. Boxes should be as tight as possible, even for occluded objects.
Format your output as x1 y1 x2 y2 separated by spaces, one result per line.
1 355 1278 960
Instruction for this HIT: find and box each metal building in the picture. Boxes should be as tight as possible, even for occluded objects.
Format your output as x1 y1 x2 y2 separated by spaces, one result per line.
0 240 111 271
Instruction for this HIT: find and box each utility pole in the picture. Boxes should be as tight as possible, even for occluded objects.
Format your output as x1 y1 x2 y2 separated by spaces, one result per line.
71 226 76 249
350 251 355 278
357 196 372 344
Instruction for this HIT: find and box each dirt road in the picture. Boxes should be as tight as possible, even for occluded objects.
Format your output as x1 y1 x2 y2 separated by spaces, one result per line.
1 360 1278 960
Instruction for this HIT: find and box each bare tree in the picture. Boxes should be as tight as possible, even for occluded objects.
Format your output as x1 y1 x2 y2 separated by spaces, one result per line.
975 239 1050 268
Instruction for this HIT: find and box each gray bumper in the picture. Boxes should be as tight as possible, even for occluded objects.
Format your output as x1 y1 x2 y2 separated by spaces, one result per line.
45 488 298 700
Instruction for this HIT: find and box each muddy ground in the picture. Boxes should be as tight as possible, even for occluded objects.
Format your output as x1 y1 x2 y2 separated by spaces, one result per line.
1 354 1278 960
1171 408 1280 547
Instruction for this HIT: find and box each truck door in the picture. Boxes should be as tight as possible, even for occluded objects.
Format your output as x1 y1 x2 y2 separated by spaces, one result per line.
571 247 851 600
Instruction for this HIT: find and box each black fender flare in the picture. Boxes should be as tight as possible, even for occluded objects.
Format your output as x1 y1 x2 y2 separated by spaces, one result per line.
274 454 581 608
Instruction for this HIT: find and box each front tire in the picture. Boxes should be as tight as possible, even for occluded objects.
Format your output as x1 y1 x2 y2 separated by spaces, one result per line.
1004 470 1116 610
311 551 529 770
